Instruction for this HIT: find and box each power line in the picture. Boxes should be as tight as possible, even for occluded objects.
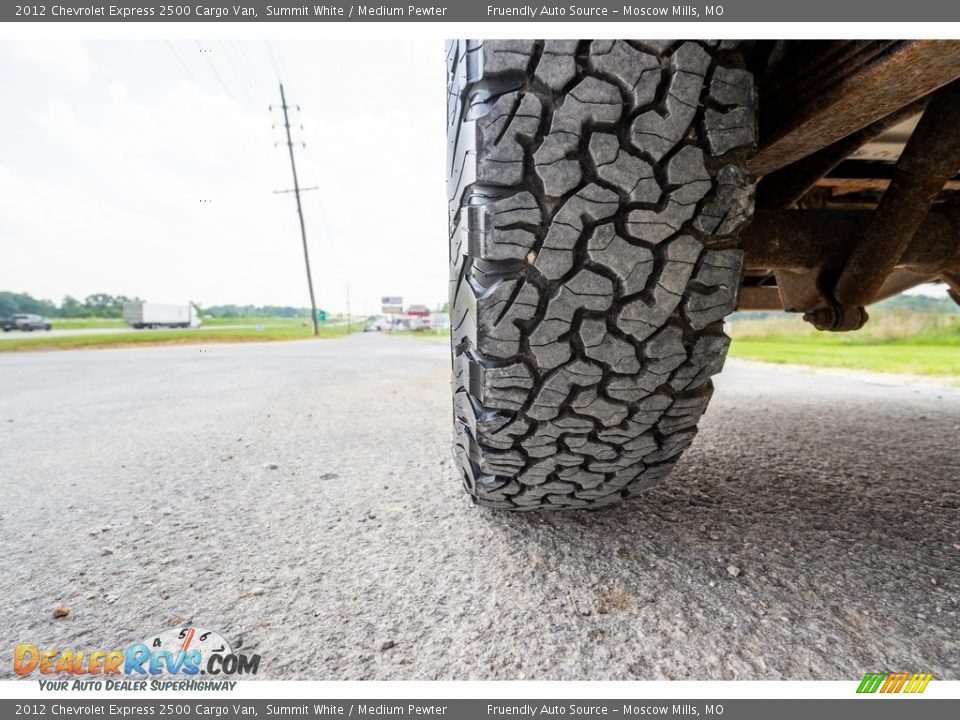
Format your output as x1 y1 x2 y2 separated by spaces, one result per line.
165 40 199 85
231 40 266 97
186 41 267 168
299 143 350 273
163 41 276 197
217 40 261 112
195 40 235 100
264 41 282 79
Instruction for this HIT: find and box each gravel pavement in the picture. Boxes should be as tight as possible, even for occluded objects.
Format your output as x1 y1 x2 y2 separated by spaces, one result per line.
1 334 957 680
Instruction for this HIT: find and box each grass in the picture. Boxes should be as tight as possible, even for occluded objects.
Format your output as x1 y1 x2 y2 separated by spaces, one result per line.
198 316 308 327
729 341 960 376
48 317 126 329
13 309 959 378
0 321 360 352
728 310 960 378
391 307 960 378
38 315 360 330
383 329 450 338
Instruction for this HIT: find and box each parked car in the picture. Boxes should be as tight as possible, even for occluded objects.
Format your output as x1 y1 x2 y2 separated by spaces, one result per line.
2 314 52 332
364 317 392 332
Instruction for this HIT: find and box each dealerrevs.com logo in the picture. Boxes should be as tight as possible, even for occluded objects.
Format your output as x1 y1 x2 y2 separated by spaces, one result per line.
14 626 260 691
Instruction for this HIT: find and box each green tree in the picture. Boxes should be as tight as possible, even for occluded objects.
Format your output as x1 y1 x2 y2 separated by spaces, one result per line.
0 291 57 317
60 295 91 318
82 293 132 318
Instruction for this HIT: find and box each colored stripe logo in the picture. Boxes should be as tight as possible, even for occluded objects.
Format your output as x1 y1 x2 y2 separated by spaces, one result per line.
857 672 933 694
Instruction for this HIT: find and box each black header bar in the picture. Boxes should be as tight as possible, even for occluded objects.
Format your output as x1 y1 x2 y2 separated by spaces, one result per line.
5 1 960 22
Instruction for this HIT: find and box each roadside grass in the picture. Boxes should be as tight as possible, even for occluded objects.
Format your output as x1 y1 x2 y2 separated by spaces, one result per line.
387 308 960 377
196 315 364 328
23 309 954 377
0 322 359 352
37 316 359 330
198 316 309 327
728 310 960 377
729 341 960 377
383 329 450 339
48 317 126 329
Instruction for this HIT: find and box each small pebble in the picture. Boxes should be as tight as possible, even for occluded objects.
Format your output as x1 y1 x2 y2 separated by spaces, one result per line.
53 606 70 618
727 565 742 578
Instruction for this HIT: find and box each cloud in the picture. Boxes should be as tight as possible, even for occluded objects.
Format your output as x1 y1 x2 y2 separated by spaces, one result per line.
5 39 93 84
0 40 449 314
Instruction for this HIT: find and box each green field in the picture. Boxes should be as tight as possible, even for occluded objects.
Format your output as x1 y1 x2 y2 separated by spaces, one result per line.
0 320 361 352
383 329 449 338
728 310 960 379
200 315 356 327
9 309 959 379
196 316 300 326
390 308 959 378
47 316 317 329
48 317 126 329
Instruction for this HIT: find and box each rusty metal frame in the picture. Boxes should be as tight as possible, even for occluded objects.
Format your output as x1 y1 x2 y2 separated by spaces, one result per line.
832 80 960 309
738 208 960 316
741 209 960 274
944 273 960 306
738 206 960 313
750 41 960 177
755 100 926 209
743 43 960 324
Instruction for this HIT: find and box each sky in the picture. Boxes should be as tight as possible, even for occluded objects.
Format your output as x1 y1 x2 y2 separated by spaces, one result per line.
0 39 447 315
0 39 946 313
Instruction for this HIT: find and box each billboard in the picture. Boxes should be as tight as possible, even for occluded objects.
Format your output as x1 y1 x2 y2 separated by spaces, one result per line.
381 296 403 314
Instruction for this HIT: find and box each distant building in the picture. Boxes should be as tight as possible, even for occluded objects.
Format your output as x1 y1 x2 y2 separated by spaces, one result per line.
432 312 450 330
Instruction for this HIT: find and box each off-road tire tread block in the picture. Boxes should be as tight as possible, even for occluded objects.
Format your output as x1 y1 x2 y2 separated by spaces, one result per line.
447 40 756 510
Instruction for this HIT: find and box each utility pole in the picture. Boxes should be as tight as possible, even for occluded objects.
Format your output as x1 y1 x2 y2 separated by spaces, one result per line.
274 82 319 336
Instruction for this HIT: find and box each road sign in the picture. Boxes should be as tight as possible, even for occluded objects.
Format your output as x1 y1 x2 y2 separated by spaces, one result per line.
381 296 403 314
317 309 327 322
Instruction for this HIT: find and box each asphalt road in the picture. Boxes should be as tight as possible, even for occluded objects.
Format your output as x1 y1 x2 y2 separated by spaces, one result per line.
1 334 957 680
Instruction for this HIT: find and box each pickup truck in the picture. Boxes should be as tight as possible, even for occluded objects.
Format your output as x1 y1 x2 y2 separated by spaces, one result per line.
2 314 52 332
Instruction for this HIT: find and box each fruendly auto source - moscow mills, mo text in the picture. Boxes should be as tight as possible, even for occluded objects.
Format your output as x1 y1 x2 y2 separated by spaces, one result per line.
485 5 720 17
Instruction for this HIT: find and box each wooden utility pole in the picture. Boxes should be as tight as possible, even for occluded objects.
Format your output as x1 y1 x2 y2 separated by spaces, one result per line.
276 82 319 336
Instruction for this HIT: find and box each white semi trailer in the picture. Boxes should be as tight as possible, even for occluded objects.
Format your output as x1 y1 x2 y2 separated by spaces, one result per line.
122 302 200 329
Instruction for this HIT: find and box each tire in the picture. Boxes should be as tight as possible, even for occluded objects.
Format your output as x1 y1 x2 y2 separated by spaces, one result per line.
447 40 757 510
